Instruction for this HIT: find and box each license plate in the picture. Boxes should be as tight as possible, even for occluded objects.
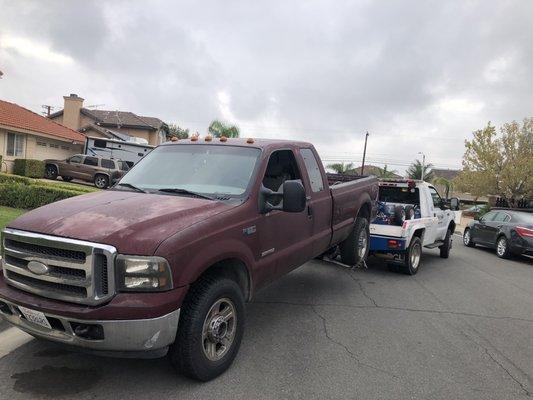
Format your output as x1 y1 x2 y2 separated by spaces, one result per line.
19 306 52 329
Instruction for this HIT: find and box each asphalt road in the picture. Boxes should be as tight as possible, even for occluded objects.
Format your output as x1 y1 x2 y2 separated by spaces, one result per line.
0 237 532 399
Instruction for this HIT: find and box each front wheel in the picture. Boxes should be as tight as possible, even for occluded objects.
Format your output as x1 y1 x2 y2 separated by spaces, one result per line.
463 228 475 247
439 229 452 258
169 276 245 381
401 236 422 275
339 217 370 266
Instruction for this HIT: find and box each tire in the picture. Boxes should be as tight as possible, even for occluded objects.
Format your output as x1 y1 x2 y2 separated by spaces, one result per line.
61 176 73 182
94 174 109 189
439 229 452 258
463 228 475 247
339 217 370 266
169 275 245 381
394 206 406 226
401 236 422 275
44 164 58 180
496 235 511 259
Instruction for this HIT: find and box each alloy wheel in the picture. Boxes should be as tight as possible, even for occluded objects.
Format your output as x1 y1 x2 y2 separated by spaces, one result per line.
202 298 237 361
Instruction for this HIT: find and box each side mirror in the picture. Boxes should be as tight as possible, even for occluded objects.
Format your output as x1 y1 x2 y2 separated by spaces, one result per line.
259 180 306 214
450 197 460 211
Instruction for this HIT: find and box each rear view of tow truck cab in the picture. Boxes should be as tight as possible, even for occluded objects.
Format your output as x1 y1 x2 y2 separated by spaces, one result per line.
369 179 459 274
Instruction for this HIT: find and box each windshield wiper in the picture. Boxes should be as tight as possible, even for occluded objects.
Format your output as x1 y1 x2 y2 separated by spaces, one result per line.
157 188 214 200
115 182 146 193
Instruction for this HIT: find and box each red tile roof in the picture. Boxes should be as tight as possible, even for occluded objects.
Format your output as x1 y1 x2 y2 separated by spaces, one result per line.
0 99 85 142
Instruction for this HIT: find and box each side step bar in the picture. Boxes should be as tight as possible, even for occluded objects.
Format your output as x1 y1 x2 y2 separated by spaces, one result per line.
424 241 444 249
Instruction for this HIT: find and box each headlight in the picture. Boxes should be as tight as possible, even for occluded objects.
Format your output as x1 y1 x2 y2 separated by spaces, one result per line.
116 255 173 292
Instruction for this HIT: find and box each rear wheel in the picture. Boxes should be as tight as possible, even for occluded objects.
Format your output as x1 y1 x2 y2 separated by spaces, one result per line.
94 174 109 189
44 164 58 180
439 229 452 258
401 236 422 275
496 236 511 259
340 217 370 266
169 275 245 381
463 228 475 247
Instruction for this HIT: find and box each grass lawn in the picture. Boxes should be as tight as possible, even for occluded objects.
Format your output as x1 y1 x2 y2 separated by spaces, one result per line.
0 206 26 230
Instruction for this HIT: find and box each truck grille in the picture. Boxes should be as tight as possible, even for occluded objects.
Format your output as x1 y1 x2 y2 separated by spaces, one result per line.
1 229 116 305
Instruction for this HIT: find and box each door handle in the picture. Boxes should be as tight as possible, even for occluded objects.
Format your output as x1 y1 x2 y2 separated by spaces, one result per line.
307 205 313 219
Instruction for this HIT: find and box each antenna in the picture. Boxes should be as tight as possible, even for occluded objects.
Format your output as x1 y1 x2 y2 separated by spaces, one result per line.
41 105 55 117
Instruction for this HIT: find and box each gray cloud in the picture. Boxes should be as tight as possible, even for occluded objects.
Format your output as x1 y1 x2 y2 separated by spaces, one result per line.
1 0 532 171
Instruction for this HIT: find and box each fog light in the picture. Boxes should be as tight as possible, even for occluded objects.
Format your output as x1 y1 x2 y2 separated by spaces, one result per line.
71 322 104 340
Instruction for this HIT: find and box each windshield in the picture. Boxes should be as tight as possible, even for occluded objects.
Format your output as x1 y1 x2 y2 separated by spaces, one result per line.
118 144 261 196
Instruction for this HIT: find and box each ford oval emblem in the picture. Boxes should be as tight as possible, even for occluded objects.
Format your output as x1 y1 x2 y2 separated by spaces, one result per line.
27 261 50 275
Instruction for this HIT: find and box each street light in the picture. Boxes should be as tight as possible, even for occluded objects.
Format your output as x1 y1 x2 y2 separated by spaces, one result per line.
418 152 426 181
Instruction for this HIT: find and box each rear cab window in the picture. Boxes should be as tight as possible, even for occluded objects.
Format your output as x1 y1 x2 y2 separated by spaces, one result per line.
300 148 324 193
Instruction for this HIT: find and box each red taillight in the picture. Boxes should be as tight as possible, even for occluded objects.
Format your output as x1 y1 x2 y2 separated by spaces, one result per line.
516 226 533 238
388 240 400 248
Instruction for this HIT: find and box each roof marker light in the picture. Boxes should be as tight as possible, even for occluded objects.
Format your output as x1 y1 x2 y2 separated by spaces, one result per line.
205 135 213 142
246 138 254 144
170 136 179 142
220 136 228 142
190 136 198 142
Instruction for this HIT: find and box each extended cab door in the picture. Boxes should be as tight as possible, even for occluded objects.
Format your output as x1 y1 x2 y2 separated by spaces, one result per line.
64 154 84 179
256 149 314 279
299 147 333 256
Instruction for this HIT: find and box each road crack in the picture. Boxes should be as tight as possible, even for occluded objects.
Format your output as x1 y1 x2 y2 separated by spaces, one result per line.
309 305 400 380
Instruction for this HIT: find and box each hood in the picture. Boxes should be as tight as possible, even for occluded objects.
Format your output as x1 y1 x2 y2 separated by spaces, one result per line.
8 190 233 255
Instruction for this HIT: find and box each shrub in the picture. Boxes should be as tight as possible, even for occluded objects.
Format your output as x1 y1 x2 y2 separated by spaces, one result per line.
0 182 88 209
0 172 32 185
13 159 45 178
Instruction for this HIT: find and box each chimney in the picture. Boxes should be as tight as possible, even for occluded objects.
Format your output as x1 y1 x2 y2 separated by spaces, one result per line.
62 93 84 130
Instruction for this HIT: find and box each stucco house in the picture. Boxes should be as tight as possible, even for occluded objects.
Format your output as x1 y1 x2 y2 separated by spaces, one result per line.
0 99 85 173
49 94 168 146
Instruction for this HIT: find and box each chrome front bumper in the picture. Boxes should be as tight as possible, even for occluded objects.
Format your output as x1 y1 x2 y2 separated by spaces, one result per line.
0 297 179 354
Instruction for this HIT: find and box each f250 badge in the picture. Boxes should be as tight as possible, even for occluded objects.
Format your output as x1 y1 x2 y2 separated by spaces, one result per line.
243 225 256 236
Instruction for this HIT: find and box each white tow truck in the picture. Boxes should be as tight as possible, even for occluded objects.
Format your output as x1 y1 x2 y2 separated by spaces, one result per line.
369 179 460 274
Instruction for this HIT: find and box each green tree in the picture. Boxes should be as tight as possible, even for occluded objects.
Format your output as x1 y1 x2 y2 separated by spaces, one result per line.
376 165 398 178
167 124 189 139
208 120 240 138
407 159 434 181
455 119 533 204
327 162 355 174
432 177 454 199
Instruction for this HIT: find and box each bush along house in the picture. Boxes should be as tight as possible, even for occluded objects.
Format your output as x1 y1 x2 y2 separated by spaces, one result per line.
0 99 85 175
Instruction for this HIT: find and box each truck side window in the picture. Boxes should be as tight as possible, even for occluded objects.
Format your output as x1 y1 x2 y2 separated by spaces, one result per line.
300 148 324 192
101 159 115 169
84 156 98 166
262 150 302 202
69 155 83 164
428 186 442 208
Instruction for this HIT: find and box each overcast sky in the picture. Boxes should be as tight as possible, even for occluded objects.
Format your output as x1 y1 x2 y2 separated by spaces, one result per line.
1 0 532 173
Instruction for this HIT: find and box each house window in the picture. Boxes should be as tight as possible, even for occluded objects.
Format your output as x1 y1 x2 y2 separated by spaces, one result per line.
37 141 47 147
61 145 70 150
49 143 59 149
6 132 24 156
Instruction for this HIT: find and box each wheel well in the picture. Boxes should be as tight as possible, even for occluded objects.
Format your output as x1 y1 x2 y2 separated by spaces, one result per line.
358 202 371 221
448 220 456 234
198 258 251 301
94 173 109 179
413 228 425 240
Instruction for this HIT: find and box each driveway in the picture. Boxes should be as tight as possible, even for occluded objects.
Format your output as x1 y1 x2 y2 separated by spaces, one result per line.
0 238 532 399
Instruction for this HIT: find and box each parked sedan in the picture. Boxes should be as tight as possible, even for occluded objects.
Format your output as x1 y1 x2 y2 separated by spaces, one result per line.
463 209 533 258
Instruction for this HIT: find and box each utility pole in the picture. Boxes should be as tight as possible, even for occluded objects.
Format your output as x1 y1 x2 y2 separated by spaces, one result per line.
360 131 369 175
418 152 426 181
41 105 54 117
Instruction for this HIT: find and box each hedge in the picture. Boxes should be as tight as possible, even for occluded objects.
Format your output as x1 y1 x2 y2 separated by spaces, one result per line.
0 173 97 193
0 183 87 209
13 159 45 178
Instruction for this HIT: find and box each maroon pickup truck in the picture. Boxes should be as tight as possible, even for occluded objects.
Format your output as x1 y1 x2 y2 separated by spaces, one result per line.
0 138 377 381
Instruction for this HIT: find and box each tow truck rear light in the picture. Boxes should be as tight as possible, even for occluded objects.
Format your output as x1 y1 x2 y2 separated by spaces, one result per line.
516 226 533 238
388 240 400 249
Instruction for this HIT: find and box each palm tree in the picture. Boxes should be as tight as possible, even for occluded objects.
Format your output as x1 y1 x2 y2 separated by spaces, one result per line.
327 162 355 174
376 165 398 178
407 159 434 181
208 120 240 138
432 177 454 199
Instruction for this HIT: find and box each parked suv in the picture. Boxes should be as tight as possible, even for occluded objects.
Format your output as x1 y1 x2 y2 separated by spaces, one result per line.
44 154 129 188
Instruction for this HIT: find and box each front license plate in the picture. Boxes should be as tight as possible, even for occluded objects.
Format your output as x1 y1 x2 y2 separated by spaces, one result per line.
19 306 52 329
